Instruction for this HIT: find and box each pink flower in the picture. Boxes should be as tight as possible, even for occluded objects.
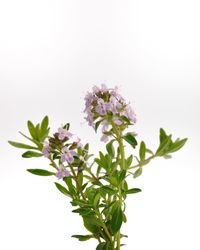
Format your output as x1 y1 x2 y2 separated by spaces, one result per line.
56 165 70 179
113 118 123 126
102 120 109 131
58 127 73 140
108 96 123 114
93 84 108 93
121 105 137 123
42 141 51 158
101 134 110 143
61 146 76 163
95 98 107 116
74 137 83 148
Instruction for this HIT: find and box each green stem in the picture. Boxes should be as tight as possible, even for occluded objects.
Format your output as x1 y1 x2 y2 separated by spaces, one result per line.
109 119 126 250
68 163 86 199
128 154 155 170
48 157 59 170
85 166 99 181
109 119 125 171
117 231 121 250
118 137 125 170
96 210 113 243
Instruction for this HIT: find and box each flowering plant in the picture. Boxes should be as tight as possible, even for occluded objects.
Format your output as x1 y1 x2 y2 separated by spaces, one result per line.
9 85 187 250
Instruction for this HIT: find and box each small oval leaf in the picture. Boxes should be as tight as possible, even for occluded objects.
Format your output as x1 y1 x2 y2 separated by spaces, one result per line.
111 203 123 234
139 141 146 161
125 188 142 194
27 169 55 176
22 151 43 158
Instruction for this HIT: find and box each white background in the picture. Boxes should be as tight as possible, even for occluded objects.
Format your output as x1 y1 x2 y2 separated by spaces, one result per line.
0 1 200 249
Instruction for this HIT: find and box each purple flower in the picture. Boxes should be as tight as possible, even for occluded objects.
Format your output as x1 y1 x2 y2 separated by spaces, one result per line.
110 86 125 101
108 96 123 114
92 85 100 93
100 120 111 143
121 105 137 123
93 84 108 93
113 118 123 126
84 92 97 111
102 120 110 131
100 84 108 93
58 127 73 140
95 98 107 116
61 146 76 163
56 165 70 179
85 109 95 127
101 134 110 143
75 137 83 148
42 141 51 158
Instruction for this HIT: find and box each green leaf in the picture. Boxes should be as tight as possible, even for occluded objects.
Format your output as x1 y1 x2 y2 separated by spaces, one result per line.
77 171 83 187
72 235 94 241
139 141 146 161
63 177 76 195
133 167 143 178
72 207 94 216
146 148 154 155
40 116 49 141
83 216 101 234
27 169 55 176
110 203 123 234
160 128 167 143
22 151 43 158
41 116 49 133
126 155 133 168
100 186 117 195
84 215 102 227
104 154 112 170
96 243 105 250
81 182 88 191
84 143 89 151
163 154 172 159
96 152 112 171
95 120 102 132
119 170 126 183
27 120 37 139
96 242 108 250
156 135 172 156
123 133 137 148
63 123 70 130
125 188 142 194
106 140 115 158
8 141 38 150
72 199 92 207
54 182 71 197
93 192 101 208
168 138 187 153
35 123 41 140
19 132 43 150
120 115 131 124
107 176 118 187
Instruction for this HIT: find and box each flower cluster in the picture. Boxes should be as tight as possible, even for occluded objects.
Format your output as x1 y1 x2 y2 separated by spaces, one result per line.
42 125 83 179
84 84 137 142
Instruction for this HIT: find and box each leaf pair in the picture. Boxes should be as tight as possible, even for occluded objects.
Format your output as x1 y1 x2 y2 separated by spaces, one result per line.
27 116 49 142
123 133 137 148
156 128 187 157
8 116 50 158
